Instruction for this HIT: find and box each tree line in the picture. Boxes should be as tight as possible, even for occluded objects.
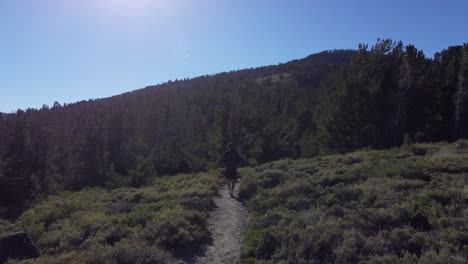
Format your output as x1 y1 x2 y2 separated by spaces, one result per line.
316 40 468 152
1 40 467 218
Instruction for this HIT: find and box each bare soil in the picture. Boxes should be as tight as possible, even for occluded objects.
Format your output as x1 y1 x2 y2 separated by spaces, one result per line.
194 185 248 264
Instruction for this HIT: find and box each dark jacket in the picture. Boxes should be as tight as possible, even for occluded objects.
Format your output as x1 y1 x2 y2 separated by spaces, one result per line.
222 148 240 169
222 148 240 179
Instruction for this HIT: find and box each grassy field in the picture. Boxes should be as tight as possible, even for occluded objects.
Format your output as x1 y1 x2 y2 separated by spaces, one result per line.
1 171 222 263
2 141 468 263
238 141 468 264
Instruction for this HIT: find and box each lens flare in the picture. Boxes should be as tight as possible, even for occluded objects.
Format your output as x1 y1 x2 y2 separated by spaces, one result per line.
95 0 156 18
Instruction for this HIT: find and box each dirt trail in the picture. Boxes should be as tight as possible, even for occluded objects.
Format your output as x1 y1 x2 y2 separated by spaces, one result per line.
194 185 248 264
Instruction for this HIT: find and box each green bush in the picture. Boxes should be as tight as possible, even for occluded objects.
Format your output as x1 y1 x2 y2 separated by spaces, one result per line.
144 207 209 249
241 229 279 260
5 172 221 263
240 142 468 263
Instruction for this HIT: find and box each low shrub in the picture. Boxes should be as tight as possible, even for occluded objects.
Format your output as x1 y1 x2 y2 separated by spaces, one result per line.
144 207 209 249
240 142 468 263
5 172 221 263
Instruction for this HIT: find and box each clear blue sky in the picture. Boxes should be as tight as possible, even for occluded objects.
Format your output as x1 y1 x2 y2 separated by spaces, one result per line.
1 0 467 112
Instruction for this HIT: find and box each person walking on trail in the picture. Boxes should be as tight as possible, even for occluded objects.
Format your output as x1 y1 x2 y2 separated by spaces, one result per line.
222 142 241 198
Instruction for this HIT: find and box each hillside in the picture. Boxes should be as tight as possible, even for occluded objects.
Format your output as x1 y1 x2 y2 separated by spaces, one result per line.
0 171 223 263
0 49 355 219
1 39 468 221
238 141 468 263
2 141 467 263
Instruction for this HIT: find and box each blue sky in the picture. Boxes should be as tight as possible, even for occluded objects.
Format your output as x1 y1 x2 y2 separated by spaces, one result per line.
1 0 467 112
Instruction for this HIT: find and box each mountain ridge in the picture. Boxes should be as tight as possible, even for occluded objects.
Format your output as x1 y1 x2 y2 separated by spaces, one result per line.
66 49 356 108
1 40 467 220
0 48 355 218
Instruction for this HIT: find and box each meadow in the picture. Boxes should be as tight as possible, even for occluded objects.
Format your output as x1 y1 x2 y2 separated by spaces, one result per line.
2 141 468 263
1 171 222 263
239 141 468 263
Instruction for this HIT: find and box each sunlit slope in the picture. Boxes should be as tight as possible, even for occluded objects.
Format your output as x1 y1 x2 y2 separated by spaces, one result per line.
239 141 468 263
0 172 222 263
2 141 467 263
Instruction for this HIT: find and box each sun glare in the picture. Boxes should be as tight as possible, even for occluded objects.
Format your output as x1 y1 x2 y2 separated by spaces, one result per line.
93 0 171 19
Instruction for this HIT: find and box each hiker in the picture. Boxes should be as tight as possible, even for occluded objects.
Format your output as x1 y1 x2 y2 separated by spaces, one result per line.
292 143 301 159
222 142 241 197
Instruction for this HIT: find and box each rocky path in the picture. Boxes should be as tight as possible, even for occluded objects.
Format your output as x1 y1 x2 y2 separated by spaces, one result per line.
194 185 248 264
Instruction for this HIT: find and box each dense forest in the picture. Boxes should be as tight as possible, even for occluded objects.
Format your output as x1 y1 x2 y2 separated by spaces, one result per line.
0 39 467 219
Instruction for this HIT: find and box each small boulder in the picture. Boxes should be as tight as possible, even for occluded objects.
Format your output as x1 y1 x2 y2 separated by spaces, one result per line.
0 231 39 264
